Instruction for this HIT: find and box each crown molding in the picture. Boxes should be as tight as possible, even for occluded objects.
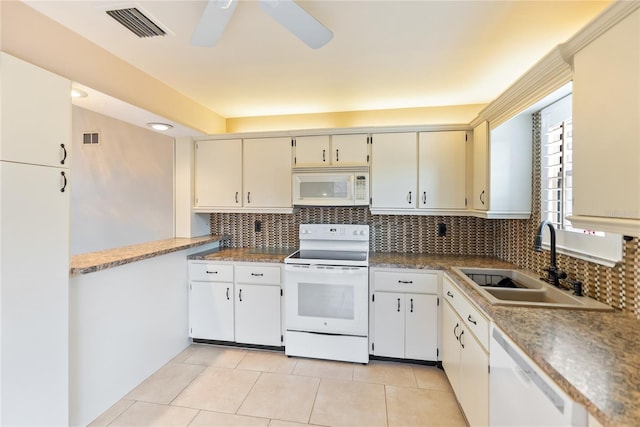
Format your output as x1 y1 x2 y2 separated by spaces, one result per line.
470 0 640 129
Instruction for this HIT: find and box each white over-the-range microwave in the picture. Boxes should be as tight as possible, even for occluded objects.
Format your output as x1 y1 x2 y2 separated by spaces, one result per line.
292 168 370 206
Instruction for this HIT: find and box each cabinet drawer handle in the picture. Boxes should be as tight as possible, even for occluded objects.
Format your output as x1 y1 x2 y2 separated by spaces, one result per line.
335 149 339 162
480 190 485 205
410 298 414 313
60 143 68 165
60 171 67 192
398 280 413 284
397 298 401 312
251 273 264 277
226 287 230 300
447 291 454 298
459 330 465 348
239 289 242 302
206 270 218 274
467 315 477 325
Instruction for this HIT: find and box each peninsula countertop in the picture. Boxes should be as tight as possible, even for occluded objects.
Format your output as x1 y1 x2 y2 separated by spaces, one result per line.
188 248 638 427
70 235 228 275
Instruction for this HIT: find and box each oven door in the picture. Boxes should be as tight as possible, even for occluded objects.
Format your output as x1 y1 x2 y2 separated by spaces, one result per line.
285 264 368 336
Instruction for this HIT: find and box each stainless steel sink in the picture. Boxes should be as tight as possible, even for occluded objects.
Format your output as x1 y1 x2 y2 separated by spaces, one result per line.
452 267 613 311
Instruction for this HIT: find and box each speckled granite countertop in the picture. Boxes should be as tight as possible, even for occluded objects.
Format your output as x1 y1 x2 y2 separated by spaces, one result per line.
70 235 228 275
371 252 639 427
188 247 296 264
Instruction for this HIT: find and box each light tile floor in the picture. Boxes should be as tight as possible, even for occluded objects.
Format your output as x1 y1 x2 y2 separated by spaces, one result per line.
89 344 466 427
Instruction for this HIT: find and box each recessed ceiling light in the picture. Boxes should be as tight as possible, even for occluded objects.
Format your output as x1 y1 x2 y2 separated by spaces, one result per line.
147 122 173 131
71 88 88 98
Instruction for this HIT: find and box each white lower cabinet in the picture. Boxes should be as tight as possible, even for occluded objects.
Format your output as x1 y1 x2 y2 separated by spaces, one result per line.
188 261 283 347
442 274 489 427
370 268 439 361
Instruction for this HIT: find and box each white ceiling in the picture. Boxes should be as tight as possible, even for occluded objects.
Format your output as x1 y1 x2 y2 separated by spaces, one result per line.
25 0 610 120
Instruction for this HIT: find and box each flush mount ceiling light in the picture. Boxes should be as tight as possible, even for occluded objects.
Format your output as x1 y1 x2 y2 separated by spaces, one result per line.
71 88 88 98
147 122 173 131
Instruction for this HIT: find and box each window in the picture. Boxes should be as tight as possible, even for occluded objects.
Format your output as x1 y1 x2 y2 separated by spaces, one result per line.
540 94 622 266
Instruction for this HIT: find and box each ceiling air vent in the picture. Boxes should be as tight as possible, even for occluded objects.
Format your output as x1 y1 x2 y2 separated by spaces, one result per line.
106 7 166 38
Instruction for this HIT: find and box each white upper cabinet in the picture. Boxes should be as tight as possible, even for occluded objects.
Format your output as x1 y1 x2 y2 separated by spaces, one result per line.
331 134 369 166
294 134 369 167
293 135 330 166
418 131 467 210
471 117 532 218
371 132 417 209
570 9 640 236
195 139 243 208
195 137 292 212
243 137 292 208
0 53 71 168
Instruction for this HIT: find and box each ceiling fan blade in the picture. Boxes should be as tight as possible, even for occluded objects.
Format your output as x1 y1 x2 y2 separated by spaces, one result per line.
259 0 333 49
191 0 239 47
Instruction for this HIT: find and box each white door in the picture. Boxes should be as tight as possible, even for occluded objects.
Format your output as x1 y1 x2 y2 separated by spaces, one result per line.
0 161 70 425
371 133 417 208
195 139 242 207
331 134 369 165
460 329 489 427
243 137 292 208
294 135 330 166
418 131 467 209
472 122 489 210
0 53 71 167
441 301 462 398
235 284 282 346
189 282 234 341
373 292 405 358
405 293 438 360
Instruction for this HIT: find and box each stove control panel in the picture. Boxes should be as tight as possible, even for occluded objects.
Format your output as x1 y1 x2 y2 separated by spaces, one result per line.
299 224 369 241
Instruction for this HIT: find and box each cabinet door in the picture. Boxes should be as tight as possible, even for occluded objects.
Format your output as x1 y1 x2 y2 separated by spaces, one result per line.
195 139 242 207
235 284 282 346
294 135 330 166
460 328 489 427
371 133 417 208
331 134 369 165
472 122 488 211
0 53 71 168
188 282 234 341
573 10 640 224
418 131 466 209
372 292 405 358
405 294 438 360
243 137 292 208
0 161 70 425
441 301 461 398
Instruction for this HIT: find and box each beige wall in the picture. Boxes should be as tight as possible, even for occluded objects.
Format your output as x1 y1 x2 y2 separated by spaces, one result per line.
0 1 225 134
226 104 486 133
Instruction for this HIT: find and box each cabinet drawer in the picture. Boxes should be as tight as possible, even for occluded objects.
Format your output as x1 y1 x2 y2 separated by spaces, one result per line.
235 265 281 285
443 274 489 350
189 262 233 282
373 270 438 293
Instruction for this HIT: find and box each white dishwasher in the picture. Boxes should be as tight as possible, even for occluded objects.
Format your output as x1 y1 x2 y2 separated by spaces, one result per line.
490 326 588 427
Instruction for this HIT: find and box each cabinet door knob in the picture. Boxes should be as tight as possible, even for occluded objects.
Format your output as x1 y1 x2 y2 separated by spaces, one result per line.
407 191 412 204
226 287 230 300
397 298 401 312
459 330 465 348
60 143 68 165
239 289 242 302
247 192 251 204
410 298 414 313
60 171 67 193
235 191 239 204
335 149 339 162
454 323 460 340
422 191 426 205
480 190 485 205
322 149 326 162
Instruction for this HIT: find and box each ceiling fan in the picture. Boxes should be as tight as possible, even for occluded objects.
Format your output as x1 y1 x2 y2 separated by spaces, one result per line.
191 0 333 49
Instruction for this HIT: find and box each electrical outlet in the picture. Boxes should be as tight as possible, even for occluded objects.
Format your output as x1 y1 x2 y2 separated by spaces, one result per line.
437 223 446 237
255 220 262 232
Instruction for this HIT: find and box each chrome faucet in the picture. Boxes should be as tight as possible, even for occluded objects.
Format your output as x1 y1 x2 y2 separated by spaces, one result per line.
533 220 566 287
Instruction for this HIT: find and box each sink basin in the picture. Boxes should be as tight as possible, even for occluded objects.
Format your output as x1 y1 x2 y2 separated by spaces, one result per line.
452 267 613 311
